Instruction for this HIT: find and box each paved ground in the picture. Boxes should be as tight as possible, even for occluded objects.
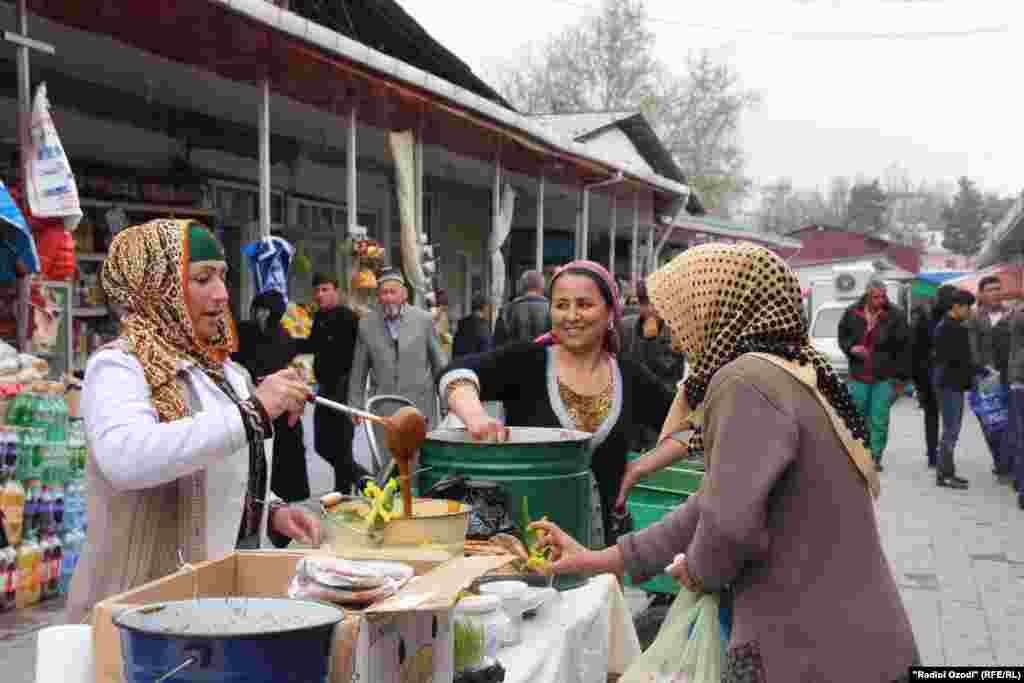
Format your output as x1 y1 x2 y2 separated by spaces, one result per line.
1 398 1022 680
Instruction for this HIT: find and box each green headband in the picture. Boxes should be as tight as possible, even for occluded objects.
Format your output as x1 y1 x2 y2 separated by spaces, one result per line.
187 222 225 263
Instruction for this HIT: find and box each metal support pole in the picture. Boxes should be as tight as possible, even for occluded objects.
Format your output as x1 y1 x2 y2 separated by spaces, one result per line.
346 105 358 236
414 125 424 243
580 187 590 260
491 152 502 321
535 174 545 274
631 194 639 287
647 225 655 275
609 193 617 279
15 0 31 352
258 78 271 239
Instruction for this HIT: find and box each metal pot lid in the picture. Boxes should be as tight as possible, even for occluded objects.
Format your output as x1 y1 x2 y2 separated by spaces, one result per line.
113 598 344 639
425 427 592 445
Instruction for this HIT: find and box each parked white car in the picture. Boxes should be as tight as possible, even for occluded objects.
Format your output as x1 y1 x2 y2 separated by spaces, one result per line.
809 302 850 380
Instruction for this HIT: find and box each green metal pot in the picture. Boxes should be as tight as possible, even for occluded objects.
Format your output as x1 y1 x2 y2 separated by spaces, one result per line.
418 427 593 590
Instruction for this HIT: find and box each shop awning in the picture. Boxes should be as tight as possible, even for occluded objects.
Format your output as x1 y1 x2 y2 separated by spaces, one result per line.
0 182 41 284
909 271 969 298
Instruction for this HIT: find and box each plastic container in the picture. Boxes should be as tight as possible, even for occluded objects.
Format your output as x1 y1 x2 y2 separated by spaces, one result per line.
453 595 508 673
478 580 528 645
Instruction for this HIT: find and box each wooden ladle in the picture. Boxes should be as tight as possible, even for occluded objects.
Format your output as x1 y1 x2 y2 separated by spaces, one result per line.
311 397 428 516
382 406 428 518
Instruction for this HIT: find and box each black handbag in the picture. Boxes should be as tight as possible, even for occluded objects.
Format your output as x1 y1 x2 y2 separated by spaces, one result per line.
422 476 518 539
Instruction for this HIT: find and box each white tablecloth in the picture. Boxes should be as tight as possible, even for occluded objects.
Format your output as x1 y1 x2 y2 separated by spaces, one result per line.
501 574 642 683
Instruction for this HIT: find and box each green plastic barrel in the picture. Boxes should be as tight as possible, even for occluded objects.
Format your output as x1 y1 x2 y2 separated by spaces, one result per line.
418 427 593 590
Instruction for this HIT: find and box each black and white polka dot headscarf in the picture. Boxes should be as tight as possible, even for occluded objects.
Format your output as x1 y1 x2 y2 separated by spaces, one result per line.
647 242 871 462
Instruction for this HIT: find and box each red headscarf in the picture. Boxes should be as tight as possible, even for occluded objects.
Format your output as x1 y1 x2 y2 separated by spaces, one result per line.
535 260 624 354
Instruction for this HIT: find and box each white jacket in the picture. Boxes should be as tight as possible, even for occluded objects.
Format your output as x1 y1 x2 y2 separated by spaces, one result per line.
82 348 276 557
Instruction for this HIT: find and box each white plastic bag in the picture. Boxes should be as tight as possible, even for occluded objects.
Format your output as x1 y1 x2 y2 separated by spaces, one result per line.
620 588 722 683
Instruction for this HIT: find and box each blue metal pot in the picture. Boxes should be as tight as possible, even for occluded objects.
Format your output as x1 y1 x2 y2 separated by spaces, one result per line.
113 597 344 682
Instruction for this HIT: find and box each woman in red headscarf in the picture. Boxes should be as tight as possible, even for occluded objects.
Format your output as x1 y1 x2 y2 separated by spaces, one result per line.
439 260 685 548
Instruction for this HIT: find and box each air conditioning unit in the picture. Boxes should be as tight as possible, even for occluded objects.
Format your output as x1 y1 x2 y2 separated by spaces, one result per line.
832 265 875 300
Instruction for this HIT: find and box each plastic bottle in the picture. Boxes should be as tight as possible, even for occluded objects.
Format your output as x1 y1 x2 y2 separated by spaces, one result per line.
1 477 25 546
59 530 79 596
21 480 38 540
38 486 54 537
15 536 38 608
0 547 15 612
37 534 51 601
47 532 62 598
52 481 65 533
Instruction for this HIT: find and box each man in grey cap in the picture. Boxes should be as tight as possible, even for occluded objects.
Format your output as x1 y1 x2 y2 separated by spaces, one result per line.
348 269 447 469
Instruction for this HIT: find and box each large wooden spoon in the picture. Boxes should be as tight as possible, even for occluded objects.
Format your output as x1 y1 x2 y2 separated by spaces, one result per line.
382 406 428 518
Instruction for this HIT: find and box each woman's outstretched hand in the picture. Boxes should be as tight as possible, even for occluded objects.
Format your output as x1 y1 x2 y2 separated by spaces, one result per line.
528 519 589 575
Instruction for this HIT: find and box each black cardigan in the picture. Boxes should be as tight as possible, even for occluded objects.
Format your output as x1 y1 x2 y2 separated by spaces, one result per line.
933 316 981 392
438 342 674 543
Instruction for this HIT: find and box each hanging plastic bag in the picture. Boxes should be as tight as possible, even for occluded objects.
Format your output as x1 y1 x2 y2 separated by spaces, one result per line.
968 377 1009 436
620 587 723 683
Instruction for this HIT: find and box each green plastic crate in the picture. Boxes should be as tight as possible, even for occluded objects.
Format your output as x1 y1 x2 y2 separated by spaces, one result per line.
625 500 686 594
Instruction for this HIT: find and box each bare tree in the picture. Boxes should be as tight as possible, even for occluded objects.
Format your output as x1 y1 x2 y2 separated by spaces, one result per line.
827 176 851 225
488 0 759 212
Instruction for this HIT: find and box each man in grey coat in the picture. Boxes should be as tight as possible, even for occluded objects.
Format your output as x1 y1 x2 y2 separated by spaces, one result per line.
348 270 447 453
493 269 550 346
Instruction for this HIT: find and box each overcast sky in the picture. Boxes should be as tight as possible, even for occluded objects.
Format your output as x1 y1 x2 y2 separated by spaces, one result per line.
395 0 1021 198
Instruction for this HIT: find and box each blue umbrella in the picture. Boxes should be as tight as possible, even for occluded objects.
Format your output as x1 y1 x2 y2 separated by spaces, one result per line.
0 181 40 283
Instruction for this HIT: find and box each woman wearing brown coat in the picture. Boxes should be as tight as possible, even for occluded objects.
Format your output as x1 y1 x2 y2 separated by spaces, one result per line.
534 243 918 682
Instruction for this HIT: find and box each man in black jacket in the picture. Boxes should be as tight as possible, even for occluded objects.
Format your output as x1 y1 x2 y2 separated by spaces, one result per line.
911 285 958 469
297 273 364 494
233 290 309 502
493 270 550 346
452 294 494 358
933 289 980 489
838 280 912 470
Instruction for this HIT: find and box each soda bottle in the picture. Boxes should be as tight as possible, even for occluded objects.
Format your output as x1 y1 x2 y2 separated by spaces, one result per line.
21 480 37 539
5 391 23 427
29 535 43 605
15 536 37 608
1 547 15 612
37 534 50 601
59 529 78 595
52 482 65 533
47 532 62 598
1 477 25 546
39 486 54 536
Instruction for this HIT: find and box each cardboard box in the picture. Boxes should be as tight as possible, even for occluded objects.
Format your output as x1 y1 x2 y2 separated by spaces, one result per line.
92 550 511 683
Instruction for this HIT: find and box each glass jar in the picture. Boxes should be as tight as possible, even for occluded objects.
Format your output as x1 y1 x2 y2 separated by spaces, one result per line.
452 595 508 673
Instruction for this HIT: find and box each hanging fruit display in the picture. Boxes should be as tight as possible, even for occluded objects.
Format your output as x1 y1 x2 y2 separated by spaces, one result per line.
350 238 386 291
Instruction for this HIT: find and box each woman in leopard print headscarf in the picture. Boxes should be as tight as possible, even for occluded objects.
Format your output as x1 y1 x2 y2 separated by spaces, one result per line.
66 219 318 624
533 243 918 683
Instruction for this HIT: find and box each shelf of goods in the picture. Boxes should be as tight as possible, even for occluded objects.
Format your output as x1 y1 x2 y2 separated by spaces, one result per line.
0 386 88 614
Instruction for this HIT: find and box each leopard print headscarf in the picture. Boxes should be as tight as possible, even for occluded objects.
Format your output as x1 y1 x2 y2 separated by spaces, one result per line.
102 219 238 422
647 242 877 496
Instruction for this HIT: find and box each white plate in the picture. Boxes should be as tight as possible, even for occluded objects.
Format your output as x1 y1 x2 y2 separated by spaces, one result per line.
308 558 414 589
